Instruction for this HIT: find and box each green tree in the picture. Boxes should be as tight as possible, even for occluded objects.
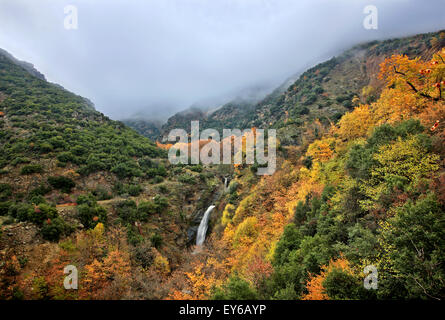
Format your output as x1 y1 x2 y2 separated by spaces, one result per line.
212 275 258 300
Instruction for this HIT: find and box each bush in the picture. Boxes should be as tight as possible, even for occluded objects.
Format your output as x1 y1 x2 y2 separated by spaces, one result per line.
152 176 164 184
137 201 157 221
39 143 53 153
29 204 58 225
47 176 75 193
76 193 97 207
158 185 169 194
28 183 52 199
153 195 168 211
20 164 43 175
8 203 34 222
127 225 143 246
178 173 196 184
115 200 156 223
0 201 12 216
77 202 107 229
132 242 155 268
57 152 75 163
303 94 317 105
189 165 203 173
113 182 143 196
0 183 12 201
323 268 369 299
127 184 143 196
111 162 142 179
150 232 163 249
40 217 72 242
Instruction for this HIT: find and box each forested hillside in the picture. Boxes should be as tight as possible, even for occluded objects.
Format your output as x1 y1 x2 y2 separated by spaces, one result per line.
0 49 230 299
121 118 162 141
1 30 444 300
165 45 445 300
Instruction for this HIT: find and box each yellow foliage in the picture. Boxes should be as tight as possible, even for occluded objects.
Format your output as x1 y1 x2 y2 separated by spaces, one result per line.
232 194 255 225
92 222 105 239
337 104 374 140
154 254 171 275
360 136 440 210
306 138 336 163
221 204 235 226
233 217 258 247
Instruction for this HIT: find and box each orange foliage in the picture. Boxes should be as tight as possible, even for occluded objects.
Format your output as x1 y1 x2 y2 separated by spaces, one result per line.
303 256 353 300
80 249 131 299
374 50 445 126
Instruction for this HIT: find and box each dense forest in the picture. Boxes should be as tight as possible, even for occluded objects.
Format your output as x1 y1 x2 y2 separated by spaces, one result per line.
0 31 444 300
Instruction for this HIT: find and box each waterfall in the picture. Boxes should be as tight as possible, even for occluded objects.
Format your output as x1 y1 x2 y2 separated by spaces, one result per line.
224 177 228 190
196 205 216 246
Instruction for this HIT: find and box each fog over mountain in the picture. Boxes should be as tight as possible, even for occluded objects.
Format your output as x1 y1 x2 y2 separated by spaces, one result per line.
0 0 444 120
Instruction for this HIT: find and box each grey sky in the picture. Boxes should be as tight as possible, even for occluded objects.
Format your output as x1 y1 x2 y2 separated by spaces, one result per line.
0 0 444 120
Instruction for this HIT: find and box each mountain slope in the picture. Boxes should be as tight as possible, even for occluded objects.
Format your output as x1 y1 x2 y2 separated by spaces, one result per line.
0 49 230 300
121 118 162 141
153 30 444 146
166 37 445 301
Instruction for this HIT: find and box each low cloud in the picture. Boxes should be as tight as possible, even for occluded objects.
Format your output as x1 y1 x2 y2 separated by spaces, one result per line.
0 0 444 120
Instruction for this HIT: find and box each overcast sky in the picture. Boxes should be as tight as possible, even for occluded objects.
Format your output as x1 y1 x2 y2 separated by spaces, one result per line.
0 0 444 120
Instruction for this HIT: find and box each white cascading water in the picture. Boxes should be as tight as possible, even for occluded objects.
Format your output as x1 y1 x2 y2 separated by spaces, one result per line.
224 177 228 190
196 205 216 246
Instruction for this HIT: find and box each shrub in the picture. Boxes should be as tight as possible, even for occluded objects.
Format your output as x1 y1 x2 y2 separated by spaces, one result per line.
29 204 58 225
21 164 43 175
137 201 157 221
303 94 317 105
11 157 31 167
153 254 170 274
221 204 235 226
323 268 367 299
111 162 142 179
152 176 164 184
40 217 72 242
77 202 107 229
39 143 53 153
28 183 52 199
127 184 143 196
115 200 138 223
57 152 75 163
9 203 34 222
178 173 195 184
127 225 143 246
150 232 163 249
190 165 203 173
47 176 75 193
158 185 169 194
76 193 97 207
132 242 155 268
0 183 12 201
153 195 168 211
0 201 12 216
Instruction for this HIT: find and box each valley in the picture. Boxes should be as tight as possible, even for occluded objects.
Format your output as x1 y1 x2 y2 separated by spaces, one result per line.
1 29 445 300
